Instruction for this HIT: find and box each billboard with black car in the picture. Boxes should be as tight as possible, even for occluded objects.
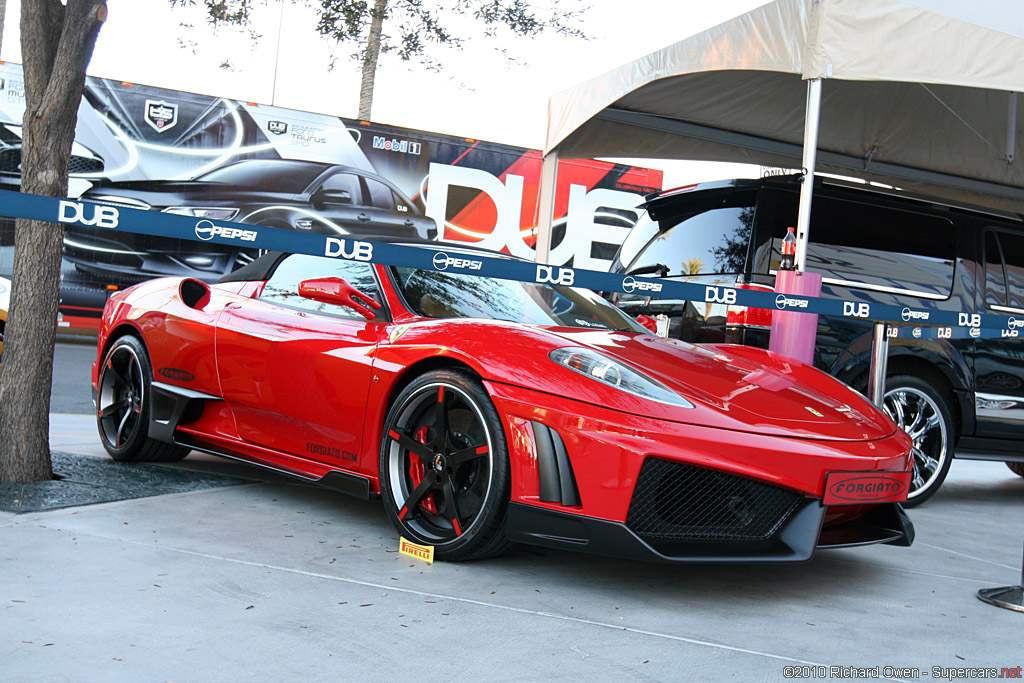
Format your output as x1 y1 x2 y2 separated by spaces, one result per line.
0 63 662 330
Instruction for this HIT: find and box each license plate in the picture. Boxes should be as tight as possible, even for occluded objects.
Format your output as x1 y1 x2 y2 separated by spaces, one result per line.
823 471 912 504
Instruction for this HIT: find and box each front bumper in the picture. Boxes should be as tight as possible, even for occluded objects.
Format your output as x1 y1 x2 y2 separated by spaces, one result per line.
507 500 913 563
486 381 914 562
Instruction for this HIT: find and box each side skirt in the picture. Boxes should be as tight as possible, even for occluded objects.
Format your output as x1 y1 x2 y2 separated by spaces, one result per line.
175 433 374 501
149 382 373 501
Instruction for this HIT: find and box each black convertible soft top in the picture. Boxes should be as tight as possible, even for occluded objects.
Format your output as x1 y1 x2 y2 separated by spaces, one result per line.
217 251 288 284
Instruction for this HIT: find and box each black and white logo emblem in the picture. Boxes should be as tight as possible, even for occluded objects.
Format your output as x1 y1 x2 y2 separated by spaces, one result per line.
268 121 288 135
431 251 483 271
621 276 663 294
145 100 178 133
775 294 809 310
194 220 257 243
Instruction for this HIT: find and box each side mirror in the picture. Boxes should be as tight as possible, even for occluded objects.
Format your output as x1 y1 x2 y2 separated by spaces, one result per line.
320 188 353 204
298 277 382 320
636 315 658 334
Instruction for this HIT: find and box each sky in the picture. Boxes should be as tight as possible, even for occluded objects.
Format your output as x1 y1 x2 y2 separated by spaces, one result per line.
0 0 770 186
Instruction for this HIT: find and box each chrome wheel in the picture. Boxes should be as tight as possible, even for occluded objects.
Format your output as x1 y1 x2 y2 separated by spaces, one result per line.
883 375 953 506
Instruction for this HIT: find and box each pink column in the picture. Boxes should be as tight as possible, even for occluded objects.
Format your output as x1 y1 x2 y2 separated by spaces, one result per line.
768 270 823 364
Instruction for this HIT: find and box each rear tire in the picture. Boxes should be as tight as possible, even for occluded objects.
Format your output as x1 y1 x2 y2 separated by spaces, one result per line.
96 335 190 462
882 374 954 507
1006 462 1024 478
379 369 511 561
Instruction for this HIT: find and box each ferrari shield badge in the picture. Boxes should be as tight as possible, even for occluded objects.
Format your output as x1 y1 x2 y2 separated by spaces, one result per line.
389 325 410 344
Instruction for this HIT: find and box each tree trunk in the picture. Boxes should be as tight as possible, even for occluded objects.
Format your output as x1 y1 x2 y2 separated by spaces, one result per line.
0 0 106 483
0 0 7 55
357 0 387 121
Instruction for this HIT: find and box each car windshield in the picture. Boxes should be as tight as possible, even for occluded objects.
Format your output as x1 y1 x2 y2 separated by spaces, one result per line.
196 160 327 193
390 266 646 332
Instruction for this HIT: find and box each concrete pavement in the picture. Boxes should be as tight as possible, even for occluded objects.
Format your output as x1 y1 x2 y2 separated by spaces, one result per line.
1 414 1022 682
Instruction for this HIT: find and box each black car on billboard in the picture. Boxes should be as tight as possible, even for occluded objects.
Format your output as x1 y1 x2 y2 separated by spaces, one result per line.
62 159 437 281
610 174 1024 506
0 120 105 245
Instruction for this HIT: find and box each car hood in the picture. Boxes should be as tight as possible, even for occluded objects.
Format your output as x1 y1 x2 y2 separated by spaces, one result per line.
541 328 897 442
387 319 898 443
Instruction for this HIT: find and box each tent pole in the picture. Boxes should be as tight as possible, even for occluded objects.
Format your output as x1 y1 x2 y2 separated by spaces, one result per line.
1007 92 1017 165
535 150 559 264
795 78 821 273
768 78 824 365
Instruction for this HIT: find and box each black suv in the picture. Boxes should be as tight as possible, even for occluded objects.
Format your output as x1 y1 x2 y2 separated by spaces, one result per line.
63 159 437 282
611 175 1024 505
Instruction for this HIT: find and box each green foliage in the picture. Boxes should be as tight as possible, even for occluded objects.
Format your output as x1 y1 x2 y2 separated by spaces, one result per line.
172 0 588 68
710 206 755 272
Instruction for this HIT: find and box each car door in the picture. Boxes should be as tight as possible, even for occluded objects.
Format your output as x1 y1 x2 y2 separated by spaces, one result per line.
974 229 1024 439
214 254 387 474
309 170 372 234
359 177 432 238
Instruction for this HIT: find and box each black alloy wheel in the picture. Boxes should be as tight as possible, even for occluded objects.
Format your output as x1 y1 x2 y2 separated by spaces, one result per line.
96 335 189 462
380 369 511 561
882 374 954 507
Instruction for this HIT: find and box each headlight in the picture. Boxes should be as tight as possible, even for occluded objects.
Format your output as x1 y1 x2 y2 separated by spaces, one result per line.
163 207 239 220
549 347 694 408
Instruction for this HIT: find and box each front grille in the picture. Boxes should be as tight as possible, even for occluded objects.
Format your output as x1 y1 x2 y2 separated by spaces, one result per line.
69 154 104 174
627 458 802 545
0 148 20 173
0 149 102 174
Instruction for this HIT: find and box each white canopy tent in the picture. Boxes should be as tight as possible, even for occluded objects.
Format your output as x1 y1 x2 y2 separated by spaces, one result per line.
536 0 1024 267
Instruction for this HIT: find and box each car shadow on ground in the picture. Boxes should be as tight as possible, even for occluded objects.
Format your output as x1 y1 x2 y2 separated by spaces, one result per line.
182 456 905 604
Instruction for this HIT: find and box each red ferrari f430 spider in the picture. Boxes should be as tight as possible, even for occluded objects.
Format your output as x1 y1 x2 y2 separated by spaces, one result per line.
92 245 914 562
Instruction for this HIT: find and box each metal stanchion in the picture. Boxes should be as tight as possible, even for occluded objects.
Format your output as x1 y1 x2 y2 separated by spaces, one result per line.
867 322 890 407
977 541 1024 612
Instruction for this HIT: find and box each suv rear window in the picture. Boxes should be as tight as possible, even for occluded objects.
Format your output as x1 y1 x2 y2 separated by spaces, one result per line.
618 202 756 277
985 229 1024 313
767 192 956 298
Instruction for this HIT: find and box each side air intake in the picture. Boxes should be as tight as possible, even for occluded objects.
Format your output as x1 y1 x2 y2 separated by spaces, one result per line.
530 421 581 507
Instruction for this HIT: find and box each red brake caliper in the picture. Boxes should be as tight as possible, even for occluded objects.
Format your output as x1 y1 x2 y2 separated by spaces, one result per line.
408 425 439 514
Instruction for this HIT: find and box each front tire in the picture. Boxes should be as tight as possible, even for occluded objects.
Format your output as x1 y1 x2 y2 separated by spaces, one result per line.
1006 462 1024 478
882 374 954 507
379 369 511 561
96 335 190 463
